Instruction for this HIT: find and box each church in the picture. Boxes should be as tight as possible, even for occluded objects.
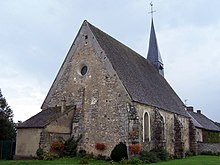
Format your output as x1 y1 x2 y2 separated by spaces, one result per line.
15 19 196 158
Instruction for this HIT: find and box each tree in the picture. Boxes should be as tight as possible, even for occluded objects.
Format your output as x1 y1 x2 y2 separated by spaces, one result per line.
0 89 16 140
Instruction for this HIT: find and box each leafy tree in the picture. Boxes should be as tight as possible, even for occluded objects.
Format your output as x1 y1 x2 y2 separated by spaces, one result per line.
0 89 16 140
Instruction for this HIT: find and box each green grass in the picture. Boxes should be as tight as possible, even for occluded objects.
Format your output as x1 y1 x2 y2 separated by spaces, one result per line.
0 156 219 165
153 156 220 165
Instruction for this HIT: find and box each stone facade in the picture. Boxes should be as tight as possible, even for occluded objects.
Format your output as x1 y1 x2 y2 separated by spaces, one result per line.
41 24 131 156
135 104 190 156
15 21 193 158
39 109 75 152
189 119 198 154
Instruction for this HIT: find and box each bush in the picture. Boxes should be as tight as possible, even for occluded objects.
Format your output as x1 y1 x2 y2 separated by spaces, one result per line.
42 152 59 160
83 153 94 160
96 154 106 160
78 149 87 158
36 148 44 160
151 148 169 161
110 142 128 162
139 148 169 163
201 151 220 156
95 143 106 151
128 158 143 165
185 151 194 157
63 137 79 157
79 157 89 164
119 158 128 165
129 143 141 154
50 140 64 152
140 150 159 163
200 151 213 155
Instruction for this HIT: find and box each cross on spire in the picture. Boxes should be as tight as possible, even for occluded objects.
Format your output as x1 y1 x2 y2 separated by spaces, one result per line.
148 1 156 19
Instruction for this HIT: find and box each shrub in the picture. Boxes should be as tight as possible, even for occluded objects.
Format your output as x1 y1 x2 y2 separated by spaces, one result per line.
130 143 141 154
128 158 143 165
151 148 169 161
36 148 44 160
140 150 159 163
63 137 79 157
50 140 64 152
200 151 212 155
78 149 87 158
200 151 214 155
42 152 59 160
83 153 94 160
119 157 128 165
110 142 128 162
185 151 194 157
96 154 106 160
95 143 106 151
79 157 88 164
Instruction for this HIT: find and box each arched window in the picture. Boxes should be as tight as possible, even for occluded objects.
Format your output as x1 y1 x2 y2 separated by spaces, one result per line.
143 111 151 142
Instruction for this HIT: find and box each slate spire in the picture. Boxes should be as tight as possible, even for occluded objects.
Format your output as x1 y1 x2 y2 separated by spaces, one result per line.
147 18 164 76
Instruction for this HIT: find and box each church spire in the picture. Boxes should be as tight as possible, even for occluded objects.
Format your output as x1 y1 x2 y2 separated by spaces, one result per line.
147 2 164 76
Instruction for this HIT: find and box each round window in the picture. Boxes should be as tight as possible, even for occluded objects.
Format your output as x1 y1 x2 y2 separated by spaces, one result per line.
81 65 88 76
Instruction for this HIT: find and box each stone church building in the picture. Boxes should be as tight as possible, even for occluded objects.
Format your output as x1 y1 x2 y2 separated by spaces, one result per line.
15 19 195 158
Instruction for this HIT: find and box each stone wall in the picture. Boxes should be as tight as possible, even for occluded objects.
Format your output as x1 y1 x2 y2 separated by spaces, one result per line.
39 131 70 152
174 115 184 157
40 24 131 157
189 119 197 154
135 103 190 155
198 142 220 153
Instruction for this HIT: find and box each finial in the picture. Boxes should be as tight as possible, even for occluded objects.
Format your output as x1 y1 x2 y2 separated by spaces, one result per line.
148 1 156 19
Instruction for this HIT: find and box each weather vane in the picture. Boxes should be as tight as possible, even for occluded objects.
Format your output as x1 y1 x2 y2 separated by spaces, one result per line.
148 1 156 19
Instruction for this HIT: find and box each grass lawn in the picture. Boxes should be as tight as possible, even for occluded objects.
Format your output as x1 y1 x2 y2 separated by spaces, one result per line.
154 155 220 165
0 156 219 165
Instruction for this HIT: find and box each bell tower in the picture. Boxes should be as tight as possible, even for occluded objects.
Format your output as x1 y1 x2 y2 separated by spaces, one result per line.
147 2 164 76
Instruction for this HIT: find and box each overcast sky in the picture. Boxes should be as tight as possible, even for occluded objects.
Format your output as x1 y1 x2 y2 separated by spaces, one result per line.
1 0 220 122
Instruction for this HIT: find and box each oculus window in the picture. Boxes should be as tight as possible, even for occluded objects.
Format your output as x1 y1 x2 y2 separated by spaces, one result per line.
81 65 88 76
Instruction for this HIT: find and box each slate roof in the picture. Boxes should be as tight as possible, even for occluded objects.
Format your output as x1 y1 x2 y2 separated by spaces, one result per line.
17 106 74 128
86 21 188 117
147 19 164 76
187 111 220 132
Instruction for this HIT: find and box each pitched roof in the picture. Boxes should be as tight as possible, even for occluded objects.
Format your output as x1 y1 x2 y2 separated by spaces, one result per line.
86 21 188 117
17 106 74 128
187 111 220 132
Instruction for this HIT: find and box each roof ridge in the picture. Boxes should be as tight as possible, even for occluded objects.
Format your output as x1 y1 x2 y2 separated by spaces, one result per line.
188 111 220 132
86 21 147 61
85 21 188 117
17 106 75 128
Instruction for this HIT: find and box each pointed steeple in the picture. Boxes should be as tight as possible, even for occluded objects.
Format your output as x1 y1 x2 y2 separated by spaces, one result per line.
147 18 164 76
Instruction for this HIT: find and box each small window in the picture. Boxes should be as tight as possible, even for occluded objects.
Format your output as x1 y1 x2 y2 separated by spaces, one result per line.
81 65 88 76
